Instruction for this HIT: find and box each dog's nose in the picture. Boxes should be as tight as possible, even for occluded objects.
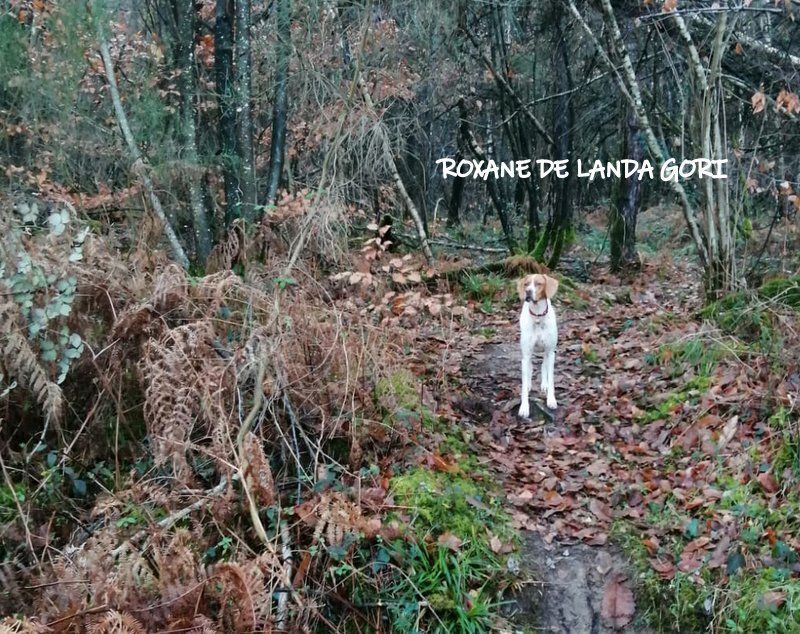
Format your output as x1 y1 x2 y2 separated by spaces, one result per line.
524 290 534 303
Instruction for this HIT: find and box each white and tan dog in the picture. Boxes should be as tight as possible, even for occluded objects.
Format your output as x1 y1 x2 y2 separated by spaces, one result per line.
517 273 559 417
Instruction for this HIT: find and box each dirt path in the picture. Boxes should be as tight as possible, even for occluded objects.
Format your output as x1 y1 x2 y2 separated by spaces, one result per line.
458 262 705 632
465 341 649 633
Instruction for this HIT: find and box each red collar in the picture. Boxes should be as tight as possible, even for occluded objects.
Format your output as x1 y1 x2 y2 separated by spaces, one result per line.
528 300 549 317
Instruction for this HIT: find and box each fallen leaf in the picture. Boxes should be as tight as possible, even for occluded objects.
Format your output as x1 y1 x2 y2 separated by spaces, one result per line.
761 591 786 611
649 558 676 580
437 532 462 552
757 471 779 494
508 489 535 506
589 498 614 522
662 0 678 12
488 533 503 554
601 573 636 628
752 89 766 114
587 459 609 476
708 535 732 569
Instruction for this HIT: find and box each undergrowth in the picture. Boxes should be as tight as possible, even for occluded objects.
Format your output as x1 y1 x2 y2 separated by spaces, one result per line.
0 196 517 632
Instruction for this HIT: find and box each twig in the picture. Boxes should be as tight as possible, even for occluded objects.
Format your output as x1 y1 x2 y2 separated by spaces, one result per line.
236 355 270 546
428 238 507 254
277 520 292 631
96 22 189 268
110 476 231 557
0 445 37 562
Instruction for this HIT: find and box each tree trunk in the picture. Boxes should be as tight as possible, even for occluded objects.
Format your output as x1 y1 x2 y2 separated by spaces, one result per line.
265 0 290 206
234 0 258 222
98 31 189 269
215 0 240 225
566 0 711 270
546 10 575 270
175 0 212 262
610 109 643 271
446 101 467 228
461 112 516 252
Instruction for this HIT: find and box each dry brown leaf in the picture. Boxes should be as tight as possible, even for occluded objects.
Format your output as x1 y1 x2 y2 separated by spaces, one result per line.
589 498 613 522
649 558 676 580
601 573 636 628
752 90 766 114
437 532 463 552
757 471 779 494
761 591 786 610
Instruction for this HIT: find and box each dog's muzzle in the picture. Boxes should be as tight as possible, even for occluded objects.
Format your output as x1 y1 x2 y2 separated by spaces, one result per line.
524 290 534 303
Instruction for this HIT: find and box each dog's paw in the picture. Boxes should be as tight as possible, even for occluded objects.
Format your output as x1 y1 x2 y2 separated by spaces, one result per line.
518 401 530 418
546 397 558 410
540 382 548 394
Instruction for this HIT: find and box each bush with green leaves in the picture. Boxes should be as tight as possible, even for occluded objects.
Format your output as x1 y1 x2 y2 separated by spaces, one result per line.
1 201 86 397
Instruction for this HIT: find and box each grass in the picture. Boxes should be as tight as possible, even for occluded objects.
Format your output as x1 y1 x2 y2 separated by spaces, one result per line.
353 369 520 632
368 466 515 633
461 273 507 303
375 369 437 430
339 463 517 633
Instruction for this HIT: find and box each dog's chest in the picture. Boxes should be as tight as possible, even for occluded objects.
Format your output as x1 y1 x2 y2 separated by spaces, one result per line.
520 308 557 350
526 322 550 348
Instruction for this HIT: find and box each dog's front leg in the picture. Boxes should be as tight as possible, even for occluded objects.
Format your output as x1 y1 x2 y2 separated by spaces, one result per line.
540 353 549 395
519 348 532 418
544 349 557 409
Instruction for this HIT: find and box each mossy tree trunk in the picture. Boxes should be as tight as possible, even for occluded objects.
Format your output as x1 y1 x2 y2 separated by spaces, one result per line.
175 0 212 262
215 0 240 225
264 0 290 206
545 5 575 270
610 110 643 272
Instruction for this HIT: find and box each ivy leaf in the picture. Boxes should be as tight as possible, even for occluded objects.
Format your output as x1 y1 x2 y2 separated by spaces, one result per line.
16 202 38 224
726 550 745 575
48 209 70 236
72 478 87 497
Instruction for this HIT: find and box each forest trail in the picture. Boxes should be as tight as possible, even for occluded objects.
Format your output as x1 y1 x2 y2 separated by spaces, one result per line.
459 260 704 632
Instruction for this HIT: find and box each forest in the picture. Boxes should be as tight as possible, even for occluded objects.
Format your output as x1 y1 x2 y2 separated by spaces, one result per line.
1 0 799 631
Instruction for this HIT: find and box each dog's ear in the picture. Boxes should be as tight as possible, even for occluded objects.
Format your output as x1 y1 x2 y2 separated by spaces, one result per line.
517 277 528 302
544 275 559 299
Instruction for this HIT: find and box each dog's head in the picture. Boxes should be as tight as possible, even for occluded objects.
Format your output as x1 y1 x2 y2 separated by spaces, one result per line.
517 274 559 303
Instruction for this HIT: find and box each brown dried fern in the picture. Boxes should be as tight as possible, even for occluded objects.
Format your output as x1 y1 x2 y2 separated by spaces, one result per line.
86 611 146 634
205 220 246 274
207 562 256 634
139 320 233 480
0 300 63 424
242 431 275 508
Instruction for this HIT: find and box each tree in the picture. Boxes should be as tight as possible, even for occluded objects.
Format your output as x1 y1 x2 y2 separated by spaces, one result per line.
234 0 257 222
568 0 738 296
215 0 239 225
264 0 291 206
610 110 643 271
174 0 212 261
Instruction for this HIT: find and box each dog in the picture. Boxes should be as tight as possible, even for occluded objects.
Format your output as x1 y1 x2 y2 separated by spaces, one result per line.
517 273 559 417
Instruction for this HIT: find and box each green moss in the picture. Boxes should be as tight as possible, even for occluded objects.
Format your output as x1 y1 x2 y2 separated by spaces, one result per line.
640 375 712 423
375 369 439 430
350 456 518 632
389 467 513 542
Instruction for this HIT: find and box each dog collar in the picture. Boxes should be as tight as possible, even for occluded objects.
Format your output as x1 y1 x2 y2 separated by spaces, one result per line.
528 300 548 317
